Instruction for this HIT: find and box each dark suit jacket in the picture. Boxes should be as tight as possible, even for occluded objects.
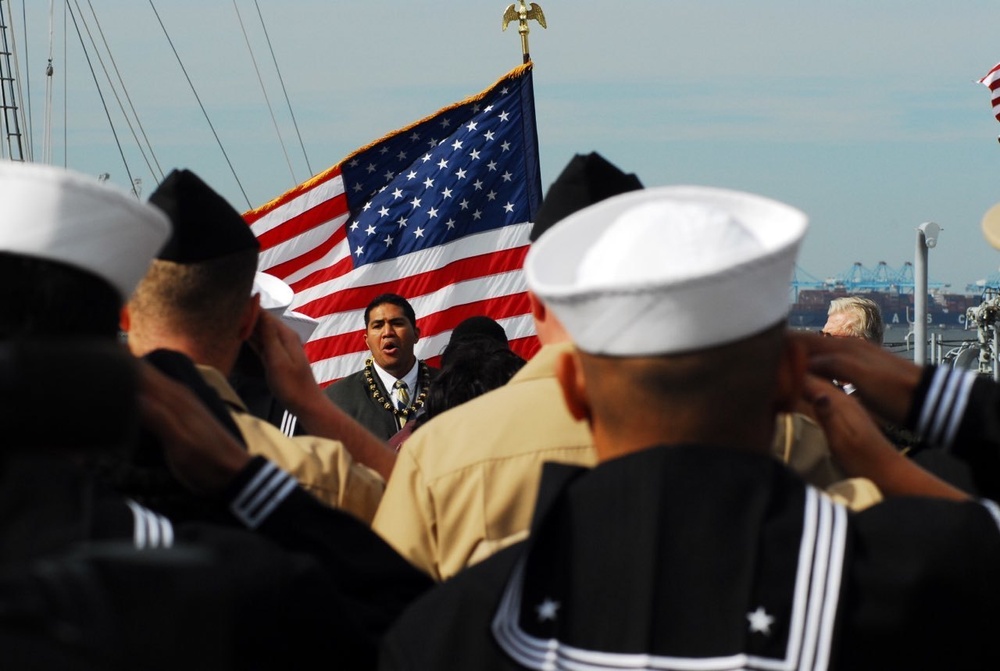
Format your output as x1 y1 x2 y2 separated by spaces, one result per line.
323 362 436 442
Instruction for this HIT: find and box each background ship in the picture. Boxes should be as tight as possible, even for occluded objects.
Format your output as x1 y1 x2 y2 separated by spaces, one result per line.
789 261 983 329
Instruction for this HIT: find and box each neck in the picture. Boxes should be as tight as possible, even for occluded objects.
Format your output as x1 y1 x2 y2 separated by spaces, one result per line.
591 405 776 464
127 325 239 377
374 357 418 380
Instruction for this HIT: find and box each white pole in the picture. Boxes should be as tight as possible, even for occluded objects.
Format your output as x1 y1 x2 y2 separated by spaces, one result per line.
914 223 940 366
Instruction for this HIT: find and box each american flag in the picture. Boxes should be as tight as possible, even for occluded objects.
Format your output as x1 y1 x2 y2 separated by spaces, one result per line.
245 64 543 386
979 62 1000 123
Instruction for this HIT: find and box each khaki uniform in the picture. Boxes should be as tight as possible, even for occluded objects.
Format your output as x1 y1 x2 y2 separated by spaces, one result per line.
772 412 882 511
198 366 384 523
372 343 597 581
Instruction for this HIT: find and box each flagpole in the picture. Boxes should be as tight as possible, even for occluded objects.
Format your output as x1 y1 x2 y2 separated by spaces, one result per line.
502 1 547 64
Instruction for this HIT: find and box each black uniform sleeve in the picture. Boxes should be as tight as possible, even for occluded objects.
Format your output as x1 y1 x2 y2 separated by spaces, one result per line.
224 457 433 635
906 366 1000 498
842 496 1000 670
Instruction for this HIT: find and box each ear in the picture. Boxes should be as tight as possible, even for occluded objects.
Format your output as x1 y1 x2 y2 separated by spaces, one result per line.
237 294 261 342
555 348 591 425
119 305 131 332
774 333 807 414
528 291 546 323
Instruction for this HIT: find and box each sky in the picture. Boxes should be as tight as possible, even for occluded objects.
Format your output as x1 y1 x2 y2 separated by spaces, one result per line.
7 1 1000 292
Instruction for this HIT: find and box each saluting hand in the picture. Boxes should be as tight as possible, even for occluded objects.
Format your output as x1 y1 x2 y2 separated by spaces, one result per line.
790 331 921 427
248 310 321 414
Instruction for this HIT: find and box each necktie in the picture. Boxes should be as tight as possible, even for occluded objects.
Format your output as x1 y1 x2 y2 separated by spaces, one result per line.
394 379 410 410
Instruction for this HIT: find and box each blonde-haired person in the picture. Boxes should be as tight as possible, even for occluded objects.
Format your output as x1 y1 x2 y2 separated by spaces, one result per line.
823 295 885 344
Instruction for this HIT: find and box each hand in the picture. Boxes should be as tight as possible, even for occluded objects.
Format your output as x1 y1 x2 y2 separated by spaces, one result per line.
138 360 250 494
790 331 921 426
802 372 968 501
248 310 321 414
801 373 899 476
249 311 397 479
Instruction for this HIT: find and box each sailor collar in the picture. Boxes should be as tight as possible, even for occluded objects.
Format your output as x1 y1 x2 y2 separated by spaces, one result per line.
491 445 849 671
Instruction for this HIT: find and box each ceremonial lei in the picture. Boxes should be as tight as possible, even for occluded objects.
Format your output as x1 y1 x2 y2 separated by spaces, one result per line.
363 357 430 420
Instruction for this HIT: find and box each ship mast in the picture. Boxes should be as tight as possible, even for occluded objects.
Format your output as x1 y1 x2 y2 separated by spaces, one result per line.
0 0 27 161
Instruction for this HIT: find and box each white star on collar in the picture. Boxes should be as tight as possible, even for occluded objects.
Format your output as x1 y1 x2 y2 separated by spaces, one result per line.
535 598 560 622
746 606 775 635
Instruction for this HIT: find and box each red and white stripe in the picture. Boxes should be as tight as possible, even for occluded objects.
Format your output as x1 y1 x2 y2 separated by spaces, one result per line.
978 62 1000 123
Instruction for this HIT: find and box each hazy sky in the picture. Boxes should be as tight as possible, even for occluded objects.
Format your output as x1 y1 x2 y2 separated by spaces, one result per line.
10 1 1000 291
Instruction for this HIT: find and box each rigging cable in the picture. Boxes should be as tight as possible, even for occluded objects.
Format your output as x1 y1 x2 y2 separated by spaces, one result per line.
85 0 162 180
72 0 158 181
16 0 32 160
233 0 296 184
65 0 137 196
148 0 251 209
62 0 66 166
254 0 312 176
42 0 54 164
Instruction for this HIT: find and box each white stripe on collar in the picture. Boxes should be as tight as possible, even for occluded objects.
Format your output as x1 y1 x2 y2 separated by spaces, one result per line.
230 460 297 529
918 368 977 448
125 499 175 550
491 487 848 671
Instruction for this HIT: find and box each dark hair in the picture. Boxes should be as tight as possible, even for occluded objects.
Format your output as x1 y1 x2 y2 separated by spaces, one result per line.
414 340 525 429
0 252 121 340
443 317 508 365
363 293 417 329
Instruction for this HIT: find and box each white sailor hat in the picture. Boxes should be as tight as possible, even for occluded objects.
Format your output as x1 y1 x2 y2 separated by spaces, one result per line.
0 161 170 299
525 186 807 356
252 271 321 342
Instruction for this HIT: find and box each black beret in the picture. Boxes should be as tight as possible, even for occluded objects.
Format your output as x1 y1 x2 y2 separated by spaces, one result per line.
530 152 643 242
149 169 259 263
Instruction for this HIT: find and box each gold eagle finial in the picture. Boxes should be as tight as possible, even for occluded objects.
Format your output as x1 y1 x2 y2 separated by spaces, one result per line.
502 2 546 63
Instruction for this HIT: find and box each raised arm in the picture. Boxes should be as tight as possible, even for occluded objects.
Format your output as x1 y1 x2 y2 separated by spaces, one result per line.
249 310 398 479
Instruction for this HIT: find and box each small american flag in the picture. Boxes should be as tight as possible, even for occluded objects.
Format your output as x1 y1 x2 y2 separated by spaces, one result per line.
979 62 1000 123
245 64 543 386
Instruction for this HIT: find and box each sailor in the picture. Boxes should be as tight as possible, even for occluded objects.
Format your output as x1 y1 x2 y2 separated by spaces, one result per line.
0 161 176 561
0 161 432 668
324 293 438 441
381 185 1000 670
125 169 393 521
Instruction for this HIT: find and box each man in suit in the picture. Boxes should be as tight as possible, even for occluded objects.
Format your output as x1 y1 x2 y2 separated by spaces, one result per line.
324 293 436 441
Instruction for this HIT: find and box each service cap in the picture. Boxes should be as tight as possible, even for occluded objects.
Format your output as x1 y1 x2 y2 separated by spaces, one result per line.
0 161 170 299
525 186 807 355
